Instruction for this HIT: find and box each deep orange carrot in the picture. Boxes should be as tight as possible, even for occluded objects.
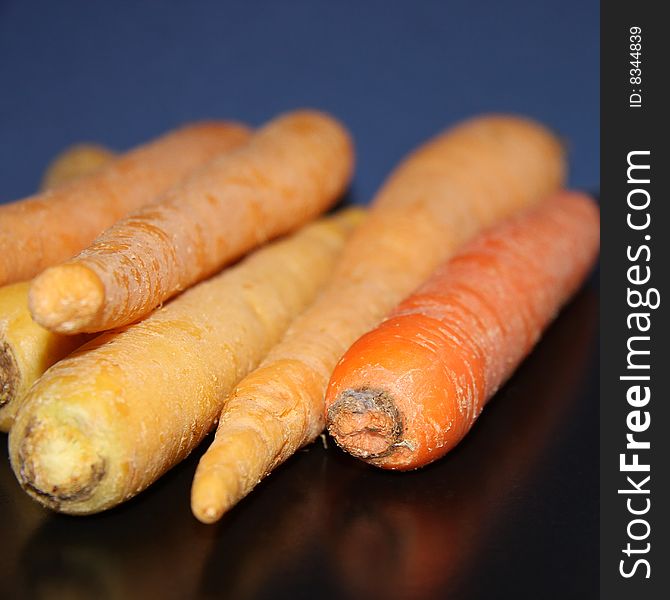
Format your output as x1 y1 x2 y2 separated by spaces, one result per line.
325 191 600 470
0 122 250 285
29 110 353 333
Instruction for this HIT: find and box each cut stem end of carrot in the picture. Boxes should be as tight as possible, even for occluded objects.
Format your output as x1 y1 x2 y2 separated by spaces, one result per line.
327 388 403 459
16 418 106 509
29 264 105 333
0 341 19 408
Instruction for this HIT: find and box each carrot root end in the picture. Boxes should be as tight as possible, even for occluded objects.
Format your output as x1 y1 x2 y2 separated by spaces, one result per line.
191 472 233 524
0 341 19 408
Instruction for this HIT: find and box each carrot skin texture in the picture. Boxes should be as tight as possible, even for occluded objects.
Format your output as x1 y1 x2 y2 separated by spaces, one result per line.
325 192 600 470
9 208 364 514
29 110 354 334
0 122 250 285
191 114 566 523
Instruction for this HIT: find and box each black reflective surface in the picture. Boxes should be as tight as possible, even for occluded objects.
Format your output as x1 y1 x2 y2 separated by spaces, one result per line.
1 285 598 600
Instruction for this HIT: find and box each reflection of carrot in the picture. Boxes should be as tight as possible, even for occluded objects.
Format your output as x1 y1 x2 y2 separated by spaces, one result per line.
0 446 47 597
191 115 565 523
0 122 250 285
10 209 363 515
40 144 116 190
18 449 217 600
198 444 330 600
325 191 599 469
29 110 354 334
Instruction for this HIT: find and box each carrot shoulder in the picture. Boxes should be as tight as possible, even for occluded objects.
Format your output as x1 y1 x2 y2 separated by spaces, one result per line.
325 191 600 470
9 208 364 514
28 110 354 334
0 121 250 285
190 114 565 523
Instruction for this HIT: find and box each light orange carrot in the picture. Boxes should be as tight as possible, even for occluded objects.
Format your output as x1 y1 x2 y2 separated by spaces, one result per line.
0 121 250 285
190 114 566 523
9 209 364 515
325 191 599 470
40 144 116 190
28 110 354 334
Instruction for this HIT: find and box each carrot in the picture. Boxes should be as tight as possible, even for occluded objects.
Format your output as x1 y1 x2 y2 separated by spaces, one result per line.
325 192 599 470
190 114 566 523
28 110 354 334
326 289 597 600
0 283 89 432
0 121 250 285
1 145 117 431
9 208 364 514
40 144 116 190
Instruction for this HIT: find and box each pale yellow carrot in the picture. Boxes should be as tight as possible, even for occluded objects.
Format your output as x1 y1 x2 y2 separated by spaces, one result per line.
0 282 89 431
9 208 364 514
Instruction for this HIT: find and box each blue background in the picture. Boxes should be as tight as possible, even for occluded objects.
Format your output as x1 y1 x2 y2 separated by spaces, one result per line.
0 0 599 204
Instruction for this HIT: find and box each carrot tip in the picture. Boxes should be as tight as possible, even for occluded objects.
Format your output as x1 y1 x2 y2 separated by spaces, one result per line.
327 387 403 459
193 497 226 524
191 473 230 524
29 264 104 333
195 506 221 524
